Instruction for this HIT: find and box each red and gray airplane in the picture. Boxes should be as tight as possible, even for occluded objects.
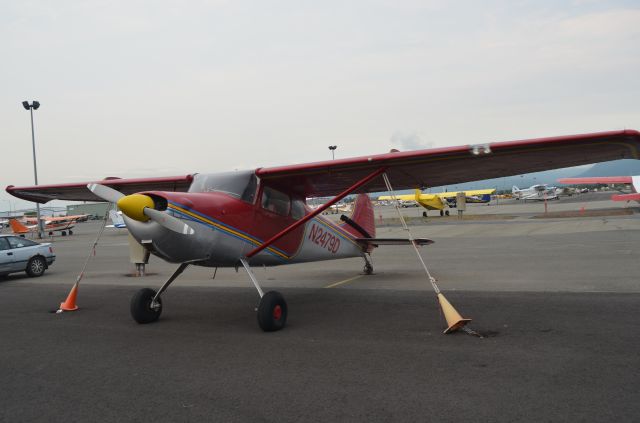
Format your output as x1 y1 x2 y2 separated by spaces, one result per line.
7 130 640 331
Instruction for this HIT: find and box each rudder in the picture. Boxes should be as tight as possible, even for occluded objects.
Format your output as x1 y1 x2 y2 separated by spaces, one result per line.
9 219 30 234
340 194 376 238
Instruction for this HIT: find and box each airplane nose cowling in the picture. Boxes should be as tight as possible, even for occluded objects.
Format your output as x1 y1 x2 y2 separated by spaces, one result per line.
117 194 155 222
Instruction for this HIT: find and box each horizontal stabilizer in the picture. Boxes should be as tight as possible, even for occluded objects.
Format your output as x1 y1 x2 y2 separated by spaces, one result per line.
354 238 434 247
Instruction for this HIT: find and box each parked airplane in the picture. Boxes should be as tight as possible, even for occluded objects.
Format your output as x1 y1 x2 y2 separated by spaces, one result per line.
6 130 640 332
512 184 559 201
106 210 126 228
378 188 495 216
9 218 76 236
24 214 89 225
558 175 640 202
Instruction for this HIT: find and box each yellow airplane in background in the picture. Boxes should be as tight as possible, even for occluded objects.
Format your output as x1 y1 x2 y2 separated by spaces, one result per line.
379 188 496 216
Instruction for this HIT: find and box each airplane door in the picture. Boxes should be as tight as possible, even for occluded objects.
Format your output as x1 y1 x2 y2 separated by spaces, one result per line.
246 185 305 259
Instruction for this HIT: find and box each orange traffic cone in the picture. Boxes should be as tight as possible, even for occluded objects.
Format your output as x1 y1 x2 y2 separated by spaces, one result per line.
59 282 80 311
437 293 471 334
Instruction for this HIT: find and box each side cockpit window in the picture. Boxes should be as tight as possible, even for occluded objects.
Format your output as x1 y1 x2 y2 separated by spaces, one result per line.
291 199 306 220
261 186 290 216
240 174 257 204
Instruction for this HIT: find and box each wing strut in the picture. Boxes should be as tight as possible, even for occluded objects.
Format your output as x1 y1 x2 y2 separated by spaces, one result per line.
245 168 386 259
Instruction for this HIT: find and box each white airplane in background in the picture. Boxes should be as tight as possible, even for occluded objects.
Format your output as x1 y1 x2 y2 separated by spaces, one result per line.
512 184 559 201
106 210 126 228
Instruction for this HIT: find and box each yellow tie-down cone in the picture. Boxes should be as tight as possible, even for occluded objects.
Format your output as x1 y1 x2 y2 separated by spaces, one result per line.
437 293 472 334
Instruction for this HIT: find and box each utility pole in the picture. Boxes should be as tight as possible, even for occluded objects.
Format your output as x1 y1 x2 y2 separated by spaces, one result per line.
22 100 44 238
328 145 337 160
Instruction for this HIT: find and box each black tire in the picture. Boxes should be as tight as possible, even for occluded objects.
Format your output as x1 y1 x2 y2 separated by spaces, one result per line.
445 210 450 216
364 263 373 275
439 210 444 216
61 231 67 236
130 288 162 324
422 211 427 217
68 230 73 235
257 291 287 332
26 256 46 277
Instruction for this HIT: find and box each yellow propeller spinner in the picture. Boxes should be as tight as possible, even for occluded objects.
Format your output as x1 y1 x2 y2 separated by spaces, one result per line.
117 194 155 222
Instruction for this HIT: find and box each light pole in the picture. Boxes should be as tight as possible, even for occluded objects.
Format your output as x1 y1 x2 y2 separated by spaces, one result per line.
22 100 44 238
328 145 337 160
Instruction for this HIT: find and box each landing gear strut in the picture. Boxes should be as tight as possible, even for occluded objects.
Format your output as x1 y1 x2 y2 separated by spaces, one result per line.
363 253 374 275
130 263 189 324
240 258 288 332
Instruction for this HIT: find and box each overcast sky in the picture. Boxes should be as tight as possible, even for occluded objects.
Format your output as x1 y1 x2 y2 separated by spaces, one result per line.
2 0 639 210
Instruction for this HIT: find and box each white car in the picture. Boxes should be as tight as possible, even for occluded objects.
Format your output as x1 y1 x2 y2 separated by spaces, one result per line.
400 200 419 208
0 234 56 277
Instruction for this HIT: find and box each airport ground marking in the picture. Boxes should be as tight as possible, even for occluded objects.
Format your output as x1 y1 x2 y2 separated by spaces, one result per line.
324 274 364 289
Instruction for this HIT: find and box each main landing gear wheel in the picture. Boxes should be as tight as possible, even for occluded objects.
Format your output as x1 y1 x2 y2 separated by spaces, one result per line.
439 210 444 216
131 288 162 324
364 262 373 275
445 210 450 216
257 291 287 332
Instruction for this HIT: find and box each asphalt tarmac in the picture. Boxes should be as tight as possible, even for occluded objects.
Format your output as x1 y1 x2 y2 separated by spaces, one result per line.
1 201 639 422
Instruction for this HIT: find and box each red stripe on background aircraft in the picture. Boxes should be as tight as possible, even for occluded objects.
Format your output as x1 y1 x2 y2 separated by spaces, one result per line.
6 129 640 332
558 175 640 202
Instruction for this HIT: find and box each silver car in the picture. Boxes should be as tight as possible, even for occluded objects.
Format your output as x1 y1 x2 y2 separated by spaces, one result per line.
0 234 56 277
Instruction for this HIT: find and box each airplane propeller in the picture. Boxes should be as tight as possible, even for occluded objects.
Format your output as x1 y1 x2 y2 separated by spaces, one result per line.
87 183 195 235
88 183 124 203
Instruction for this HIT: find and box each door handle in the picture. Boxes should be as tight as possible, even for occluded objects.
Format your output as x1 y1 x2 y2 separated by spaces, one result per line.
7 252 13 256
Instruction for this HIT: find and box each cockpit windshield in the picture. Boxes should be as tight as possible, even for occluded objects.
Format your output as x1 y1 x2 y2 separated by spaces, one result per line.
189 171 258 203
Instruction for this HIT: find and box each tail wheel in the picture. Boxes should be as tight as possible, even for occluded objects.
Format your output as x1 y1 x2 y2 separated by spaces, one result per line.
257 291 288 332
131 288 162 324
26 256 46 277
364 263 373 275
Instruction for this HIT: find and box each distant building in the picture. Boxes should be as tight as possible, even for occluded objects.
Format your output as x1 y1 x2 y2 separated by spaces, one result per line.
66 203 111 219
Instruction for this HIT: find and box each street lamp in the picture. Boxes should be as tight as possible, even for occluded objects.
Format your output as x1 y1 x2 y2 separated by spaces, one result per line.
328 145 337 160
22 100 44 238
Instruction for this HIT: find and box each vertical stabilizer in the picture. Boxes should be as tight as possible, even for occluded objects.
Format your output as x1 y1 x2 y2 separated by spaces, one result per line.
9 219 30 234
340 194 375 238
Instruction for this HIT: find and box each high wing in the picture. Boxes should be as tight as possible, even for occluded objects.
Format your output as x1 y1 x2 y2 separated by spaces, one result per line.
377 194 423 201
258 130 640 197
7 175 194 203
432 189 496 199
6 130 640 203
